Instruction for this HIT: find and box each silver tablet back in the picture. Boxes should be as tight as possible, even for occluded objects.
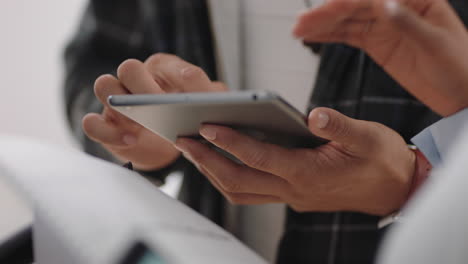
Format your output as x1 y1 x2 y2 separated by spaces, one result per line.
109 92 325 148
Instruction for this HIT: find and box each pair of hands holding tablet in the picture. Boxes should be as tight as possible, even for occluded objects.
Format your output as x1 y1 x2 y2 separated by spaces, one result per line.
84 53 413 215
83 0 468 216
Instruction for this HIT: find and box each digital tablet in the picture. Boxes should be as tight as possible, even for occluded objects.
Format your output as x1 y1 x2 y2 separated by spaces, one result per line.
108 91 326 148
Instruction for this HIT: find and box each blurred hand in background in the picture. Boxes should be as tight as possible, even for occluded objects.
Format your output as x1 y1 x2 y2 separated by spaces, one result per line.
294 0 468 116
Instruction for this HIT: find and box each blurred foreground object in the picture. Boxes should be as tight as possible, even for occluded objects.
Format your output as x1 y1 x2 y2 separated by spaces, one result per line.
0 136 266 264
379 125 468 263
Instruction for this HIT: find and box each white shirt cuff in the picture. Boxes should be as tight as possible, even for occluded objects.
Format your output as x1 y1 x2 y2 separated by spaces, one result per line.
411 108 468 167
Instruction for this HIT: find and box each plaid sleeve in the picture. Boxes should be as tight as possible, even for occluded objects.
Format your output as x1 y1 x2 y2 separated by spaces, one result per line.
62 0 171 180
279 1 468 264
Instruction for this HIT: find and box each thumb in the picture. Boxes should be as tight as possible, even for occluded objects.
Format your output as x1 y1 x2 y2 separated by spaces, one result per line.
308 108 376 149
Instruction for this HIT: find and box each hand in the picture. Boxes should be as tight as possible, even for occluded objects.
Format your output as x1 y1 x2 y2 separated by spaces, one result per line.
293 0 468 117
174 108 416 216
82 54 227 170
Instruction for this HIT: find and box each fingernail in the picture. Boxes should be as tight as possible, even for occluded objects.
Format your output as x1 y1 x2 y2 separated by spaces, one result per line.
385 0 399 17
200 126 217 141
317 112 330 129
122 134 137 145
174 140 189 153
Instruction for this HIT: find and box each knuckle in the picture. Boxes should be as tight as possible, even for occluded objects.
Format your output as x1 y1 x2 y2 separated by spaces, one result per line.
117 59 142 80
181 65 204 80
104 109 119 123
214 127 238 150
219 176 242 193
282 150 303 176
329 116 351 139
285 167 316 192
244 149 270 169
226 194 248 205
146 53 165 66
146 53 177 67
94 74 114 95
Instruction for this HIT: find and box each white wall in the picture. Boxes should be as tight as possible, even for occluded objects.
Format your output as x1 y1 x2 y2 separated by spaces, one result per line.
0 0 183 243
0 0 85 243
0 0 85 147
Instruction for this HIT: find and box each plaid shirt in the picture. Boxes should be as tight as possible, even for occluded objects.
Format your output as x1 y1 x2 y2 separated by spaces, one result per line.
64 1 468 263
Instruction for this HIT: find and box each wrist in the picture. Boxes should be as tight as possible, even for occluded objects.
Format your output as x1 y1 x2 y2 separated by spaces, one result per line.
406 145 432 201
378 146 432 229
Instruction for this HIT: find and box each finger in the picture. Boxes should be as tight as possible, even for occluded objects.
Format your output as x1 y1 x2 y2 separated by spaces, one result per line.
211 81 229 92
82 113 137 147
294 0 374 38
196 164 282 205
94 74 129 108
301 18 377 46
308 107 381 152
144 53 215 93
192 160 226 192
175 138 290 196
383 0 446 49
94 75 143 128
184 153 241 198
117 59 164 94
197 125 299 177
